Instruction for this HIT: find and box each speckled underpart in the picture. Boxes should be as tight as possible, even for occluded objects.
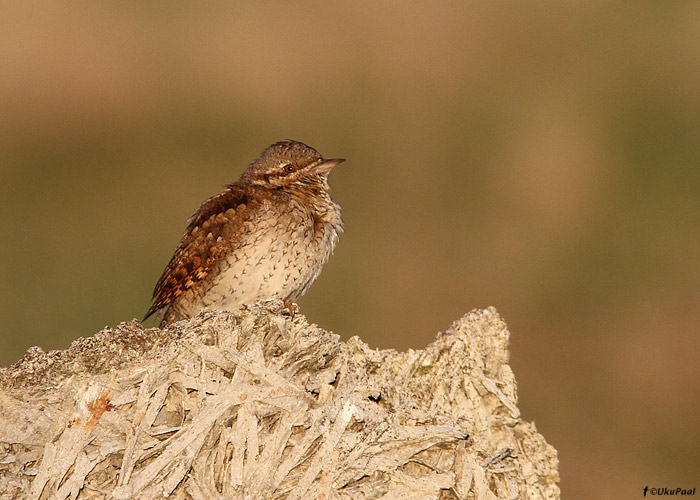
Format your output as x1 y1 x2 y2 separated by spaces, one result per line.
146 140 344 326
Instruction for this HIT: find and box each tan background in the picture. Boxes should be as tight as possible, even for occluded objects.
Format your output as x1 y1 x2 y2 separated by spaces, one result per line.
2 2 699 499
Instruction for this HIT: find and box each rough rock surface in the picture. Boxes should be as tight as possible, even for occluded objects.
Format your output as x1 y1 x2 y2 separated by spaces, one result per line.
0 300 559 499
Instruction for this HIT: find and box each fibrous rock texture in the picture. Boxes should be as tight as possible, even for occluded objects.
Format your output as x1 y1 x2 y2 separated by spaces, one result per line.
0 300 559 499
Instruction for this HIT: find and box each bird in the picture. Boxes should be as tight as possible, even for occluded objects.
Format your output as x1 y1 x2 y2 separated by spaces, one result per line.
144 140 344 326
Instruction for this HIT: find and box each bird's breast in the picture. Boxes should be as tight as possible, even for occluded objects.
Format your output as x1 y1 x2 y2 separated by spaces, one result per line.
200 197 342 311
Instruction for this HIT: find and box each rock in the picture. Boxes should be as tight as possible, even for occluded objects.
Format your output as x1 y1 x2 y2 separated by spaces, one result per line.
0 299 559 499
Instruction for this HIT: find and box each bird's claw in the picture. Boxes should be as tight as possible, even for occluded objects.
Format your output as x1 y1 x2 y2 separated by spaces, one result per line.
283 299 296 319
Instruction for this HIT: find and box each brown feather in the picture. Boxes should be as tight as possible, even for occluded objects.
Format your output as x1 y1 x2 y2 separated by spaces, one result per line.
144 184 259 319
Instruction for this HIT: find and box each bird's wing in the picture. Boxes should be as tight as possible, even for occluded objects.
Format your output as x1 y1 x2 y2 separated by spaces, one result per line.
144 183 262 320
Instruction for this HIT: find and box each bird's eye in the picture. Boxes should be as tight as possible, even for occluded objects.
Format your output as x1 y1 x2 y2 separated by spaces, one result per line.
283 164 295 173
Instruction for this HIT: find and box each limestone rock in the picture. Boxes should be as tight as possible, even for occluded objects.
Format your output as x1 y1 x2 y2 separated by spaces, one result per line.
0 300 559 499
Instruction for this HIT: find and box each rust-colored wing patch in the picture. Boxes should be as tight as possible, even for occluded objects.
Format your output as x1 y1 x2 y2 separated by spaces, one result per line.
144 184 256 320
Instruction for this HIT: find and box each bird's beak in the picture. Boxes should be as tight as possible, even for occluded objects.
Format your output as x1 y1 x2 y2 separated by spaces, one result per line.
311 158 345 175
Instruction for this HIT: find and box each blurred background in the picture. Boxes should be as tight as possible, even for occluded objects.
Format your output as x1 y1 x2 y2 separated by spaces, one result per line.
2 2 699 498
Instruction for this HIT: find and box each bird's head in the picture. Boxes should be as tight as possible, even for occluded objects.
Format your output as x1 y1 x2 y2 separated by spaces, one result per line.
240 140 344 191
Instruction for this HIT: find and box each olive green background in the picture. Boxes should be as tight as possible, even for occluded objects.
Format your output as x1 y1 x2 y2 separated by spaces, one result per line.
2 3 699 499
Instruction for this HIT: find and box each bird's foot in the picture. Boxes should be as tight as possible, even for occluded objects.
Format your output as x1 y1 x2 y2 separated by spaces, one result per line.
283 299 296 319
